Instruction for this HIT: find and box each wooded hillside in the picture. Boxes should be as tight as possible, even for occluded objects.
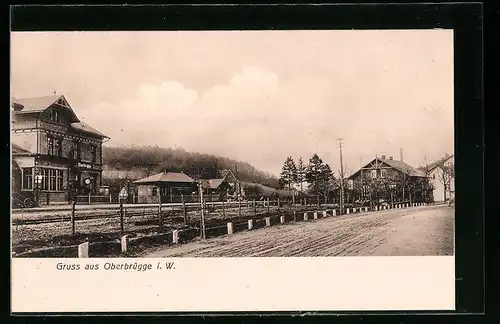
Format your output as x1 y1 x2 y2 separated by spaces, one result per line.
102 145 281 188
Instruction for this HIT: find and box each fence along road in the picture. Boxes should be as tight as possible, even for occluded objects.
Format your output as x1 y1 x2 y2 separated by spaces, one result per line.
141 204 455 257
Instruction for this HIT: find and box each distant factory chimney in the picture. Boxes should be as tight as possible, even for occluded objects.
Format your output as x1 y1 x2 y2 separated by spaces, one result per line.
400 148 404 162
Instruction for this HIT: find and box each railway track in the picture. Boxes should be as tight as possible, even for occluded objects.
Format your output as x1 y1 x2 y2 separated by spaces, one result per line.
11 205 284 226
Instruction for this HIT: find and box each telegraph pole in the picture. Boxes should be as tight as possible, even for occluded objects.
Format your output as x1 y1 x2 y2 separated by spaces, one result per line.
337 138 345 215
198 180 206 239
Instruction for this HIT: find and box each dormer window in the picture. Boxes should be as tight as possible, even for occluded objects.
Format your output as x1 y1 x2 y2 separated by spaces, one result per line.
50 109 64 123
371 170 377 179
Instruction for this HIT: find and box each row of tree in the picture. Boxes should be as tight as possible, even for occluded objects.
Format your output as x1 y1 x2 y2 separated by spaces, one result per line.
279 154 335 200
278 154 439 206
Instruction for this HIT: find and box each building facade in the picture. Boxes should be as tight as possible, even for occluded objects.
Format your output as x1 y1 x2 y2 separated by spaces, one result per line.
422 154 454 203
11 95 109 205
347 155 432 205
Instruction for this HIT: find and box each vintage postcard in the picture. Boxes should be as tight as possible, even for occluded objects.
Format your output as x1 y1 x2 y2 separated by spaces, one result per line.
11 29 455 312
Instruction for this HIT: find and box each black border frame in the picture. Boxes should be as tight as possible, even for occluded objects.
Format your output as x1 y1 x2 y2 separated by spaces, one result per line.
8 3 484 318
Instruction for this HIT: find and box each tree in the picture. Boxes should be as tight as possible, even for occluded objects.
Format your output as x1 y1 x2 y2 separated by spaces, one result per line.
305 154 335 203
279 156 298 195
437 162 454 202
367 177 387 207
243 184 264 199
296 157 306 194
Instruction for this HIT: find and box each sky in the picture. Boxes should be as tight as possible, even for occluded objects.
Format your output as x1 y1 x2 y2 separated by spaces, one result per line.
10 30 454 177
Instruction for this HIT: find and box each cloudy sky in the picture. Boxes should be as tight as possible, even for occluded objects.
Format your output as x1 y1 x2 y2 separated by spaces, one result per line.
11 30 454 177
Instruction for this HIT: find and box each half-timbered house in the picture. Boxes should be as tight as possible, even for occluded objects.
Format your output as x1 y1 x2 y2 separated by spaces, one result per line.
11 95 109 205
347 155 431 206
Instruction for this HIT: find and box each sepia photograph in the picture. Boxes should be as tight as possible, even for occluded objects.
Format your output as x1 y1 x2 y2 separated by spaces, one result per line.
10 30 455 259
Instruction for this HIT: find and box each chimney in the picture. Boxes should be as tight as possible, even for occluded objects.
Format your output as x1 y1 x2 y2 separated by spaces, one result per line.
381 155 386 160
400 148 404 162
389 156 393 160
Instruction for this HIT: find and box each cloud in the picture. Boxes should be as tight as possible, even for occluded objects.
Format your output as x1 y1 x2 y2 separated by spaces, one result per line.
12 31 454 176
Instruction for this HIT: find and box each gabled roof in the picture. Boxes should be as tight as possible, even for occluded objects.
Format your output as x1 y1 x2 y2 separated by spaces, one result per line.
200 178 227 189
11 95 80 122
133 171 195 185
12 95 61 112
349 157 427 179
11 143 31 156
380 158 427 177
71 121 109 139
420 154 454 173
220 169 238 181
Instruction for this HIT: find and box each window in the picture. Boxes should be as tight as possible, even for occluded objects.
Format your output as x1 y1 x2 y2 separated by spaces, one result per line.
55 138 62 156
73 141 80 159
91 145 97 163
47 136 62 156
38 168 64 191
371 170 377 179
50 109 64 123
47 137 54 155
22 168 33 190
381 169 387 179
57 171 63 190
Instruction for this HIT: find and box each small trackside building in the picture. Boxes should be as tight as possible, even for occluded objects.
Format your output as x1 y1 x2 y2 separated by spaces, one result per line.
133 170 197 203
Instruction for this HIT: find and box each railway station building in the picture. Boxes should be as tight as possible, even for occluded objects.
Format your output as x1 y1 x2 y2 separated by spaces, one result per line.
11 94 110 205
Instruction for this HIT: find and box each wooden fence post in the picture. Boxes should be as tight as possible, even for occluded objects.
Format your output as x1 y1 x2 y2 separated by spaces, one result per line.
277 198 280 209
222 200 226 218
253 199 257 216
238 199 242 216
158 203 163 228
71 201 76 235
181 194 187 224
267 198 270 211
120 203 124 232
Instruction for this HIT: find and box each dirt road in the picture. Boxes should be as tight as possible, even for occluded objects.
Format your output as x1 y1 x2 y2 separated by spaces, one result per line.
141 205 454 257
